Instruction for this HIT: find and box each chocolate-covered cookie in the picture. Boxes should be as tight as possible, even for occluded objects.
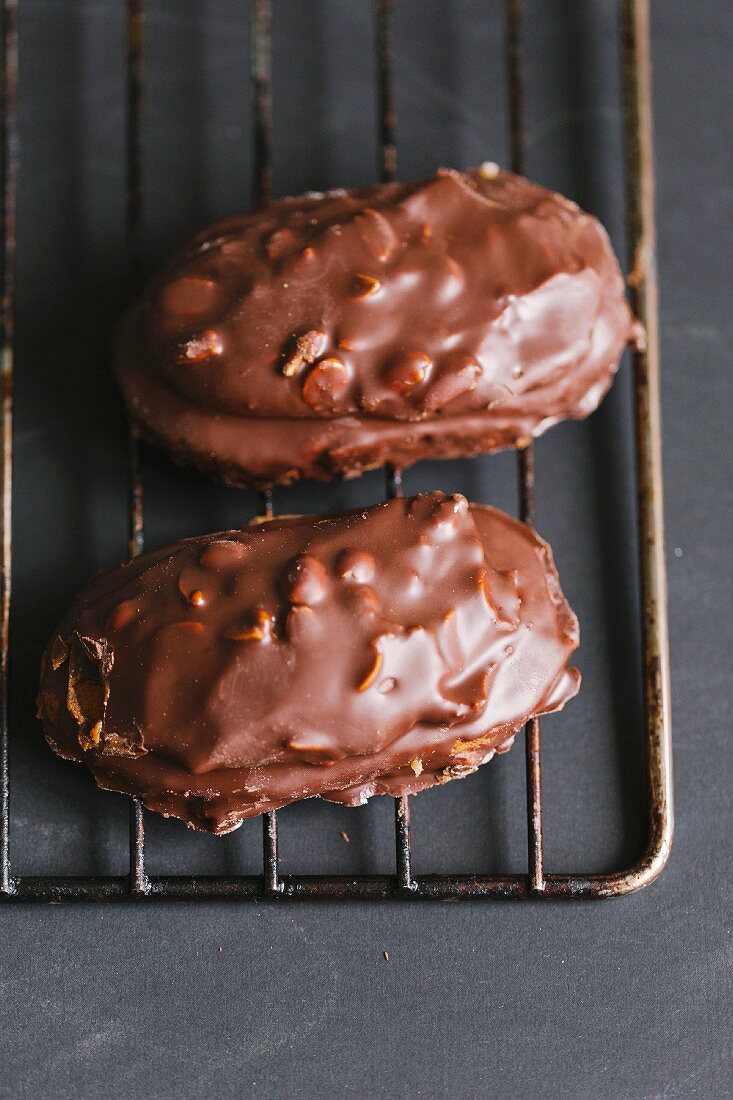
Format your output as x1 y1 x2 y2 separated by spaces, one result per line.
37 494 580 833
116 166 643 488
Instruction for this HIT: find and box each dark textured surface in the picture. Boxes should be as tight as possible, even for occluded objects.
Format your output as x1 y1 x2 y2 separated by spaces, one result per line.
1 1 731 1097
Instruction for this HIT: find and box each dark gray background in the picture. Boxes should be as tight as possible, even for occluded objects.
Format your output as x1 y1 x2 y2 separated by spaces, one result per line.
1 1 731 1097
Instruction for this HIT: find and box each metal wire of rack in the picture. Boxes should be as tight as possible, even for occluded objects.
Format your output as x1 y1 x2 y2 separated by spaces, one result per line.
0 0 672 902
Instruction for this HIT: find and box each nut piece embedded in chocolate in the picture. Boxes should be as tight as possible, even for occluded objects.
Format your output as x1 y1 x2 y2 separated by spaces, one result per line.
115 167 643 489
37 493 580 834
281 329 328 377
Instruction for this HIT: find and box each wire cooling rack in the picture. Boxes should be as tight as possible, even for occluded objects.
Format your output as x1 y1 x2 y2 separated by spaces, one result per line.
0 0 672 901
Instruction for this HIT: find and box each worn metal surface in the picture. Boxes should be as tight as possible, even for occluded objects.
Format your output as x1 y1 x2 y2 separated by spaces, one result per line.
505 0 545 897
0 0 672 903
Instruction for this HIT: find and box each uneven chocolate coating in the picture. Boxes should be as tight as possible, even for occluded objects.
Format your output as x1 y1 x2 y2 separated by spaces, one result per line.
37 494 580 833
116 167 643 488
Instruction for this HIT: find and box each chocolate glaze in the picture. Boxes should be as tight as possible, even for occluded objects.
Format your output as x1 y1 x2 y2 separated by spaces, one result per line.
116 167 643 488
37 493 580 833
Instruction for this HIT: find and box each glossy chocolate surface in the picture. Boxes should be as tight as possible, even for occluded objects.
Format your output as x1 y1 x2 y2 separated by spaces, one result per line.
116 167 643 487
37 494 580 833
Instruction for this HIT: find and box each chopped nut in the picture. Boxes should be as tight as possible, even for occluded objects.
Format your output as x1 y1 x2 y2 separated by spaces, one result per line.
350 585 382 616
409 758 423 776
50 635 69 671
265 226 298 260
382 351 432 395
67 677 104 727
225 625 263 642
176 329 223 364
158 276 219 318
442 256 464 284
105 599 138 633
356 650 382 692
157 620 205 639
424 355 481 411
340 831 350 843
479 160 500 179
439 762 478 783
424 495 468 543
451 726 498 757
354 207 396 262
224 608 273 642
284 604 317 643
64 635 112 744
282 553 328 607
281 329 327 377
301 357 350 411
102 728 146 759
349 273 381 300
336 548 376 584
199 539 248 569
477 568 494 612
286 740 337 766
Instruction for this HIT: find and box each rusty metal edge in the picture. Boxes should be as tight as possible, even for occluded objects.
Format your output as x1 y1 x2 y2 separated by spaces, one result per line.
0 865 667 902
512 0 674 901
596 0 673 897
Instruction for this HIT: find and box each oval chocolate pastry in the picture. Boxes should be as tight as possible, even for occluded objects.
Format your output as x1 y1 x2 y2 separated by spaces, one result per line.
116 166 644 488
38 493 580 834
